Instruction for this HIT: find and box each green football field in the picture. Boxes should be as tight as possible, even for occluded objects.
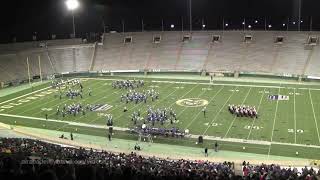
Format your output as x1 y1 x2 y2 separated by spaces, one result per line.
1 76 320 159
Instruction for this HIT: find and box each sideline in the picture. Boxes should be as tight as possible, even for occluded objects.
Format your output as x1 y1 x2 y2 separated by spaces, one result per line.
1 113 320 150
82 77 320 90
0 123 311 167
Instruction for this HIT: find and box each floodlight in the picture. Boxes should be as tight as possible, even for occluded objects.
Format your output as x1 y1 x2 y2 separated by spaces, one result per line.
225 23 229 27
268 24 272 28
242 22 245 25
66 0 79 11
170 24 175 28
255 20 258 23
202 24 206 28
248 25 252 28
65 0 79 38
300 20 303 23
282 23 286 27
293 21 296 25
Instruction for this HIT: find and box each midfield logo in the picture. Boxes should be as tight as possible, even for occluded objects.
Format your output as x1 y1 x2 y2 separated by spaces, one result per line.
176 98 209 107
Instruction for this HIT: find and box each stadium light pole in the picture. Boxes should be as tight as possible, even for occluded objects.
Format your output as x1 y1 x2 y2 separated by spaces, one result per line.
141 19 144 32
201 18 205 30
298 0 301 31
242 21 245 31
310 16 313 32
161 19 164 32
182 17 184 32
222 18 225 31
122 19 125 34
65 0 79 38
189 0 192 32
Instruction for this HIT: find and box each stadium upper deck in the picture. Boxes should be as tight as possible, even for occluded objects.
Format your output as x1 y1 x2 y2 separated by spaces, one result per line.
0 31 319 83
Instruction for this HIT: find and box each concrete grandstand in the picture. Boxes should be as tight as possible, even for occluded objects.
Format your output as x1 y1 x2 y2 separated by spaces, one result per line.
0 31 319 86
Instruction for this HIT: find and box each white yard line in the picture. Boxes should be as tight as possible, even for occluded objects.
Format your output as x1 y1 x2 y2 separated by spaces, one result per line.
0 86 51 105
298 87 320 91
161 84 202 128
110 83 176 122
76 88 123 120
164 83 200 110
308 89 320 144
246 88 265 140
223 87 252 138
294 88 297 144
173 84 211 121
202 86 238 136
0 113 128 131
32 80 104 116
43 81 119 131
152 80 285 89
15 80 100 114
87 82 177 126
184 86 224 130
161 83 200 112
0 79 77 113
5 79 95 113
54 80 160 131
268 87 281 158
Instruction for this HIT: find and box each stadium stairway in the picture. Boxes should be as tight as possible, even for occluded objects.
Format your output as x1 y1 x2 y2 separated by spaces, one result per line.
173 42 183 70
46 49 58 74
176 32 210 71
93 33 123 71
271 32 309 75
149 32 182 70
202 42 214 71
243 31 275 73
144 45 156 70
89 42 98 71
0 54 19 82
301 46 315 76
130 33 153 70
270 45 281 73
304 44 320 76
206 32 243 72
74 45 94 72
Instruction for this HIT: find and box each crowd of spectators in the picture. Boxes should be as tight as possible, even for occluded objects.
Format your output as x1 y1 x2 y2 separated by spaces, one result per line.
242 161 320 180
133 126 185 138
1 138 319 180
0 138 236 180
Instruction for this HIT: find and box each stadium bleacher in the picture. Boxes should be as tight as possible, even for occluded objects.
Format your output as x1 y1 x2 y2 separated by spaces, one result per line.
0 138 237 180
1 138 319 179
93 31 320 75
177 32 210 70
148 32 182 70
304 43 320 76
0 31 319 83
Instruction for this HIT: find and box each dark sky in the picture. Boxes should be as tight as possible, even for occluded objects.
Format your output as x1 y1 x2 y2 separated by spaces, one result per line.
1 0 320 43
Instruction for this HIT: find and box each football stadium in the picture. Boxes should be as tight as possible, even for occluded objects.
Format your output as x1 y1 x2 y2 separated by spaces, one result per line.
1 0 320 179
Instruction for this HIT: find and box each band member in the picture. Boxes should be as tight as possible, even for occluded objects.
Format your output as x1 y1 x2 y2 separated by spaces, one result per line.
202 106 207 118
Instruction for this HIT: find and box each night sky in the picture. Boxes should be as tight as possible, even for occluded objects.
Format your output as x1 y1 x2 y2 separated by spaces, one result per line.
1 0 320 43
